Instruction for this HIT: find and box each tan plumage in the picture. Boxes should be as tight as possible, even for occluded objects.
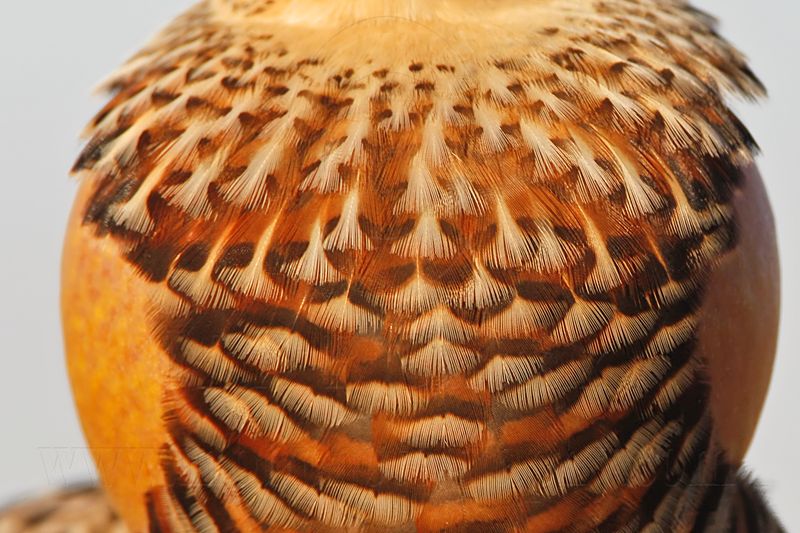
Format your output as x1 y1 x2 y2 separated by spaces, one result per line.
0 486 126 533
2 0 785 531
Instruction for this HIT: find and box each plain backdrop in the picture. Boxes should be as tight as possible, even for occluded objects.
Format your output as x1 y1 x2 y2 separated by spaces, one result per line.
0 0 797 529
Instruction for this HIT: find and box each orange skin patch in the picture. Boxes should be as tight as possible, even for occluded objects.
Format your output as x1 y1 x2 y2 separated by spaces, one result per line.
701 165 780 464
62 180 171 533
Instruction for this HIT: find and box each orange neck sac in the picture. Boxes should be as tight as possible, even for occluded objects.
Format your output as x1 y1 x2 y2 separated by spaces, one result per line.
214 0 543 26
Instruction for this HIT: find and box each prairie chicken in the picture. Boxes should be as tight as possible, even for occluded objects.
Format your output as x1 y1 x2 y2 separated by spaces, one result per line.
2 0 785 531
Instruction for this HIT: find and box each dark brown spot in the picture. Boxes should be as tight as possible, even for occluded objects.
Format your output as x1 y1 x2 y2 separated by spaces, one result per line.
127 243 175 282
309 281 348 303
181 310 230 347
517 280 573 304
421 258 472 287
176 243 210 272
216 242 255 270
267 85 289 95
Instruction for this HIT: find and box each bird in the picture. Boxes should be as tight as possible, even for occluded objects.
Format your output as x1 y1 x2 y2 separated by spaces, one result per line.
0 0 785 531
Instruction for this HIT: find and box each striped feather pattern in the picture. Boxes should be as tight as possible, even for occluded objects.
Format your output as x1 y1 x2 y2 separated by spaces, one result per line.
66 0 782 530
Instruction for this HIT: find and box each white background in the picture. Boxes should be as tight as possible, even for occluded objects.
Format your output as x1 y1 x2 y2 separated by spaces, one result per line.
0 0 797 528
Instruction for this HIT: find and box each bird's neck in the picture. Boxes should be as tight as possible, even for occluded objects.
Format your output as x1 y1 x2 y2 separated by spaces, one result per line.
214 0 552 27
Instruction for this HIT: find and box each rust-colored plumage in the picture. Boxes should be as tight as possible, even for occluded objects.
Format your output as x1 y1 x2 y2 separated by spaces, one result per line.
2 0 785 531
